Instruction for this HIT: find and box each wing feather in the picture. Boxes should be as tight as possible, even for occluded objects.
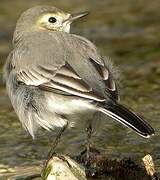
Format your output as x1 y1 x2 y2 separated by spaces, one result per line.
40 81 105 102
52 74 92 92
89 58 119 101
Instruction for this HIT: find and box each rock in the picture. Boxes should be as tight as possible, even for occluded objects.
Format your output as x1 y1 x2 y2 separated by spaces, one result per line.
43 155 87 180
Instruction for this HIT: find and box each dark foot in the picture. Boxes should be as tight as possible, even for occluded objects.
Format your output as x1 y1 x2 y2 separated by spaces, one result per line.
75 147 100 166
41 151 57 177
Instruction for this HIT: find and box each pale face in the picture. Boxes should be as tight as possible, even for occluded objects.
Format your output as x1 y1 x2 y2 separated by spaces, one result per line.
37 12 71 33
14 6 88 40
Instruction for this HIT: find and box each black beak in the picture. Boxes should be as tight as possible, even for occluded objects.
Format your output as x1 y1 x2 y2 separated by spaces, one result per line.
63 11 89 23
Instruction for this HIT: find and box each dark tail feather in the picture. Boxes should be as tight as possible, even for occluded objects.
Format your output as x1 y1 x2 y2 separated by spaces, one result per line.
99 102 155 138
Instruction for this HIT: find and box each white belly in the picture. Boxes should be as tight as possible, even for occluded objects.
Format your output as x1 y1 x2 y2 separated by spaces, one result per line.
45 92 97 127
47 95 94 114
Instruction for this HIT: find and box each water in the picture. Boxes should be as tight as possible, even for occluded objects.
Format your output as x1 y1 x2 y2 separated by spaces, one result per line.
0 0 159 178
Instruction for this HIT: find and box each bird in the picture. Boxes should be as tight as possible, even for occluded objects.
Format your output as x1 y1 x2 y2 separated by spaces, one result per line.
4 5 154 155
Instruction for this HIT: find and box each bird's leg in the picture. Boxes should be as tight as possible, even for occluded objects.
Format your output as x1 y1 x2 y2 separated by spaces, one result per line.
86 123 93 159
47 122 68 160
41 122 68 176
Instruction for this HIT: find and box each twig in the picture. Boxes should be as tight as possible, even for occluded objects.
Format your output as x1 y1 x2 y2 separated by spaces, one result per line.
143 154 159 180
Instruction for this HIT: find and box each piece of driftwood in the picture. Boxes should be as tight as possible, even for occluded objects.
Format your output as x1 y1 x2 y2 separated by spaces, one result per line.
143 154 159 180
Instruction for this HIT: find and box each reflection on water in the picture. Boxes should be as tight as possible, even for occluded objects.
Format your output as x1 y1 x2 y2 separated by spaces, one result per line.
0 0 159 178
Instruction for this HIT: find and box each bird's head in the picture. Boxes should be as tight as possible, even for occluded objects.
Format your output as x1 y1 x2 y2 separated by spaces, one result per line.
13 5 88 42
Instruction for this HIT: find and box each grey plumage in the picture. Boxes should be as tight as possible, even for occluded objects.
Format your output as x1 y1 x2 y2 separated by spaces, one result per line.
4 6 154 138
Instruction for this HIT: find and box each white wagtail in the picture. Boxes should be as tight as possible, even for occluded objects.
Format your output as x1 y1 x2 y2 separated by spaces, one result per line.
3 6 155 155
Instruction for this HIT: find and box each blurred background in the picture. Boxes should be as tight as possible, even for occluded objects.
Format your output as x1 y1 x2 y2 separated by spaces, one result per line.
0 0 160 178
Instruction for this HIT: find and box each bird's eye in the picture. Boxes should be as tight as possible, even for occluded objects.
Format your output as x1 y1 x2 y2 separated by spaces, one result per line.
48 17 57 23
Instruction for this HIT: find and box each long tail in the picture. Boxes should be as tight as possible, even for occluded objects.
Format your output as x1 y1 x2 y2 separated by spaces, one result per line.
99 102 155 138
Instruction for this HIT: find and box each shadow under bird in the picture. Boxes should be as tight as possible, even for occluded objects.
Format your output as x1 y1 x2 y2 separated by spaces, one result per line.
4 6 155 151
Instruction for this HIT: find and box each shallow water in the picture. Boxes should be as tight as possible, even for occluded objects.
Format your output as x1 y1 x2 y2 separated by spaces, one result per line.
0 0 160 179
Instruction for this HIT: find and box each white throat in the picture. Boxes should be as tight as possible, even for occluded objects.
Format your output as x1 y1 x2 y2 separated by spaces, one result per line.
63 24 71 33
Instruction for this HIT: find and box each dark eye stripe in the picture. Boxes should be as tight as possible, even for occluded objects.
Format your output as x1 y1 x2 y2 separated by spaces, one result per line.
48 17 57 23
